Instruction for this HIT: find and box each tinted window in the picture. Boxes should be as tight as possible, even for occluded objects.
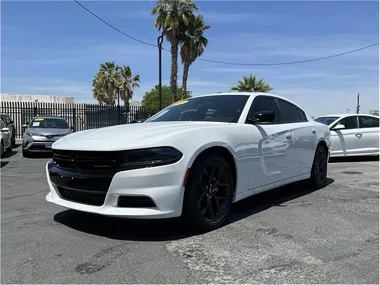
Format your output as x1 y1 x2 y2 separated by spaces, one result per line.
29 118 70 129
335 116 358 129
248 96 282 123
146 95 249 123
315 116 339 125
359 116 379 128
276 99 303 123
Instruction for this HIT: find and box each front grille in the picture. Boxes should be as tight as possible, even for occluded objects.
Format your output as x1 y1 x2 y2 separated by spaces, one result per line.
57 186 106 206
117 196 157 208
29 144 50 150
52 149 123 172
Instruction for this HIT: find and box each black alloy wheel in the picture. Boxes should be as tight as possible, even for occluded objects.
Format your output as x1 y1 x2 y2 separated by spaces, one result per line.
309 144 328 189
183 154 234 231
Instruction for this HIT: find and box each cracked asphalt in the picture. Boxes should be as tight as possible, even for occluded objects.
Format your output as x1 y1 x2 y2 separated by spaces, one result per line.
1 146 379 284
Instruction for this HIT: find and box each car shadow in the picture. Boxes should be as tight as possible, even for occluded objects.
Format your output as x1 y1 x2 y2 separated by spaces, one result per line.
2 150 18 158
329 156 379 163
1 161 9 168
53 178 334 241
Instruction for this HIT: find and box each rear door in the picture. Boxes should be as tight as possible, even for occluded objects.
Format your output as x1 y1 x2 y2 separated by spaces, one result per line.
275 98 318 176
330 115 360 156
357 115 379 155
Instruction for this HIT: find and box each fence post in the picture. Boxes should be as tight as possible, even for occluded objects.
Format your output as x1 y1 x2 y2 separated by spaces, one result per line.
72 107 77 132
33 106 38 117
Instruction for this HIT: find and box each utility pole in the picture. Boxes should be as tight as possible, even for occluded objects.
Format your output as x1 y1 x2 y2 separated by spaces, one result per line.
356 93 360 114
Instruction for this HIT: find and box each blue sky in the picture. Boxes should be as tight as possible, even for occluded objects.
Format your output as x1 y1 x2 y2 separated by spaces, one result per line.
1 0 379 116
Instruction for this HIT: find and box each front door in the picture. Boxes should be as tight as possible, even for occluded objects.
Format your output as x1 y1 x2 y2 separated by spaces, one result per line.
245 96 292 190
330 115 360 156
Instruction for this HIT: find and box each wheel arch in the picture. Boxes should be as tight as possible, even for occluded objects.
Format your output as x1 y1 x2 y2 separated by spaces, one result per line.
186 144 238 197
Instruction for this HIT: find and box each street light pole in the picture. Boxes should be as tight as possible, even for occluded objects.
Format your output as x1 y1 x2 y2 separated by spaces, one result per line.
157 28 171 111
117 86 122 124
157 33 164 111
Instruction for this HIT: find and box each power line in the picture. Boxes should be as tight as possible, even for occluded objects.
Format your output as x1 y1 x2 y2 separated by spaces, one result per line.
74 0 379 66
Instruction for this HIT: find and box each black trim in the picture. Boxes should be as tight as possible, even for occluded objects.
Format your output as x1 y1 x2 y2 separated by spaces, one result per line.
117 196 157 208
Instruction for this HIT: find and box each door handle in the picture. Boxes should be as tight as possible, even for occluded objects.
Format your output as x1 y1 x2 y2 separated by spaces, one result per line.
355 133 363 137
285 132 292 139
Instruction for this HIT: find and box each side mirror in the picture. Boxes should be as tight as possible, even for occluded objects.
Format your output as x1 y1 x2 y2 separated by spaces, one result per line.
331 124 345 130
22 123 29 128
248 111 276 124
1 127 10 133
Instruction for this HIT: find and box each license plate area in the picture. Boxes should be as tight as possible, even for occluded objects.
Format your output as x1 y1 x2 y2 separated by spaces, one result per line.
45 143 52 149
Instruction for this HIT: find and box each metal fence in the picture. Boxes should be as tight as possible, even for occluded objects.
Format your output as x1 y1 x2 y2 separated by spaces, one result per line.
0 101 150 139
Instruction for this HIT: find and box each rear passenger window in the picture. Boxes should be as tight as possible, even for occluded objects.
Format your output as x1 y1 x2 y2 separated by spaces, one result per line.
359 116 379 128
248 96 282 123
276 99 303 123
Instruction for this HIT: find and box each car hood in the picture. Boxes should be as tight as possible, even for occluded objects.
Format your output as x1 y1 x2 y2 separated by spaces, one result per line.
52 121 230 151
27 128 72 136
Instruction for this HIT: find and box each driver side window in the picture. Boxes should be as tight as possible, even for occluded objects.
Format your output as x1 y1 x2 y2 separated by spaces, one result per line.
247 96 283 123
334 116 358 129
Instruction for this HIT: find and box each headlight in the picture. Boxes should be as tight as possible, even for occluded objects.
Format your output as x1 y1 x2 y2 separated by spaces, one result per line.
26 131 41 136
120 147 182 170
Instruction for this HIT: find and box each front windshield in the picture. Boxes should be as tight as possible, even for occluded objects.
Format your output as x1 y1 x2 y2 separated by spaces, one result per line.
29 118 69 129
146 95 250 123
314 116 339 125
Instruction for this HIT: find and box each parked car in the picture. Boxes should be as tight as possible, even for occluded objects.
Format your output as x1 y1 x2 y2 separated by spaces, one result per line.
1 113 16 147
45 92 331 231
314 114 379 157
22 116 73 157
1 118 13 157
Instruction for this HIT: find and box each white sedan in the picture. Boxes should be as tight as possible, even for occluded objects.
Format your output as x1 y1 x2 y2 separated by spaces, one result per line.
314 114 379 157
46 92 331 231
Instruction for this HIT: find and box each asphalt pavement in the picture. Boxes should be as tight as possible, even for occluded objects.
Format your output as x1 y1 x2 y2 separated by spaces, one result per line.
1 146 379 284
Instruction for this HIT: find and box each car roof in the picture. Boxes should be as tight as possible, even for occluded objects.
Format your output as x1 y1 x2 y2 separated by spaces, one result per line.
33 115 67 119
316 113 380 118
194 92 307 113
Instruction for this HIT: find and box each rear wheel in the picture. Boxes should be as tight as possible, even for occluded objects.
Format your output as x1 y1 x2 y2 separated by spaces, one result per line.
183 154 234 232
308 144 328 189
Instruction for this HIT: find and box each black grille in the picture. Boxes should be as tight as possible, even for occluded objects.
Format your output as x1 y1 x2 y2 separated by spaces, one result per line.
29 144 51 151
52 149 123 172
117 196 157 208
57 186 106 206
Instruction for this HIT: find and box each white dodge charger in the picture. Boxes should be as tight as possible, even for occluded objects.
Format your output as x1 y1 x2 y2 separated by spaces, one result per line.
46 92 331 231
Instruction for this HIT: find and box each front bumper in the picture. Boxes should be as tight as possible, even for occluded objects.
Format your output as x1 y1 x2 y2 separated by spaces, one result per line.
45 159 187 219
23 135 63 152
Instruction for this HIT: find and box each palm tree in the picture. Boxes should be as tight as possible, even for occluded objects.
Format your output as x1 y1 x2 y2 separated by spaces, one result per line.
151 0 198 103
117 65 140 103
95 61 120 105
230 75 273 92
180 15 210 100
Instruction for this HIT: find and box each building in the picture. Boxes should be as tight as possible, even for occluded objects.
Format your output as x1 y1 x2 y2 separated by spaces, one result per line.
0 93 75 104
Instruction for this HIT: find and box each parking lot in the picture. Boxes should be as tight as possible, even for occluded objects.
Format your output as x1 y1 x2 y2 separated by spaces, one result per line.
1 146 379 284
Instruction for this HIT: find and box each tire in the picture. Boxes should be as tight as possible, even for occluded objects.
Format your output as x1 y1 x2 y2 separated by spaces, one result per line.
308 144 328 189
182 153 234 232
6 142 12 153
22 146 29 158
0 142 4 158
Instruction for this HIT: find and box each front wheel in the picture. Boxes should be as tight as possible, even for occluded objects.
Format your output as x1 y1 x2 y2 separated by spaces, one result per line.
183 154 234 232
308 144 328 189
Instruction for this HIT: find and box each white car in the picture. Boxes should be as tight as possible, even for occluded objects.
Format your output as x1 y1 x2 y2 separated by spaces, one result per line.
314 114 379 157
46 92 331 231
1 118 12 157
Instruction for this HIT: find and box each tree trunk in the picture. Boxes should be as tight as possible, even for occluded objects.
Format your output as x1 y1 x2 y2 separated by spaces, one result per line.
170 43 179 103
181 60 190 100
